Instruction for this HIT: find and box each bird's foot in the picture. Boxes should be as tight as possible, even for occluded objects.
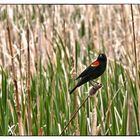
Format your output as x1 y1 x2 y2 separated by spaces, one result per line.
89 81 100 86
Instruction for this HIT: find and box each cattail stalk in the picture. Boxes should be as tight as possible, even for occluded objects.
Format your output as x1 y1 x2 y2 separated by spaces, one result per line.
27 28 32 135
127 97 133 135
91 96 98 135
74 40 79 135
60 83 102 135
130 5 140 131
7 26 24 135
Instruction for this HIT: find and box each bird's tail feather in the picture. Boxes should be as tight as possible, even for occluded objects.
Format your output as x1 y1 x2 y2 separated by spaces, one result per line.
69 85 78 94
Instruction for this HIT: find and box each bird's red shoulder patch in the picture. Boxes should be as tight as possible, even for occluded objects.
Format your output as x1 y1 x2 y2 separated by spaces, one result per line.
90 60 100 67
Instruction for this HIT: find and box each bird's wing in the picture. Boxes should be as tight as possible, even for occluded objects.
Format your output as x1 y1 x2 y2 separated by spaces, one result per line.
76 60 100 80
76 66 91 80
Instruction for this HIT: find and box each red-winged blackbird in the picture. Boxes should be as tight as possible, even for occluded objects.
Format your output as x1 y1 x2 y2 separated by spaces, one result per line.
70 53 107 94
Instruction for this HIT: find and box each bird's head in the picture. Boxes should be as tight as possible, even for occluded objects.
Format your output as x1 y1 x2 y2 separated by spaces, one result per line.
97 53 107 62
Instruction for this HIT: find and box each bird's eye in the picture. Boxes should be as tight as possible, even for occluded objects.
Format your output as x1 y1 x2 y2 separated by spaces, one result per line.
100 54 102 57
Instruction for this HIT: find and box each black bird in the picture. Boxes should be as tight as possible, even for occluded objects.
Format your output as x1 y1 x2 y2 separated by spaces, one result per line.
70 53 107 94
